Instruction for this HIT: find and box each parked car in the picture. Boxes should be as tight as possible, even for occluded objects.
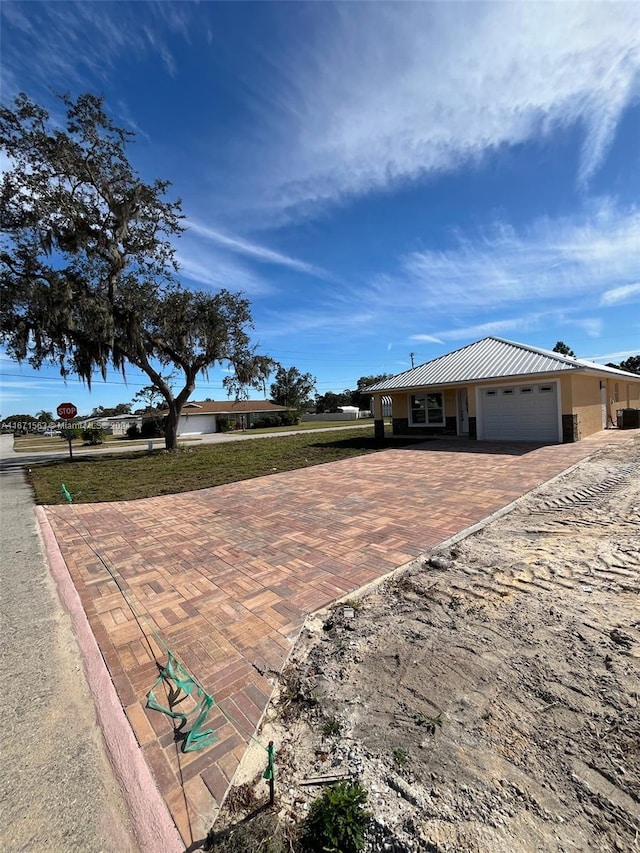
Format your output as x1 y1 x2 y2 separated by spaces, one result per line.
42 428 61 437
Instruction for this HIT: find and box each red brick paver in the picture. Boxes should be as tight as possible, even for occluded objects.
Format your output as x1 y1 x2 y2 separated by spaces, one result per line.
44 431 634 845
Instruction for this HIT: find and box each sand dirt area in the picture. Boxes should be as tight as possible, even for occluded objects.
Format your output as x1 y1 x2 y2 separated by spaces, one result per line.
218 436 640 852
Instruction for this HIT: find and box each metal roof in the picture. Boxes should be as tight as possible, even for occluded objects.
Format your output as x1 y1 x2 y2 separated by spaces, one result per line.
367 337 640 392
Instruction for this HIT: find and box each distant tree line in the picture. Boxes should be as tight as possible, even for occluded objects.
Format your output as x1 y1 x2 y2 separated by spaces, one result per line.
552 341 639 375
605 355 640 375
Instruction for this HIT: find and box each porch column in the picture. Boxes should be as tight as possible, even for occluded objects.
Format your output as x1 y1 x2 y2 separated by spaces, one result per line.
372 395 385 440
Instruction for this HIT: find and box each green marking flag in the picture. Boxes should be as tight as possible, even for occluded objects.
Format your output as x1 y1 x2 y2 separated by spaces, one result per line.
263 741 275 780
146 652 218 752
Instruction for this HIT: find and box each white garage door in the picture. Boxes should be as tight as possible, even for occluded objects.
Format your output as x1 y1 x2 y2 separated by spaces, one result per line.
481 383 559 441
178 414 217 435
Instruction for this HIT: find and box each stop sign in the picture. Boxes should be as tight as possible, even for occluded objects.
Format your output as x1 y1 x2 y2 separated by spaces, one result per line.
57 402 78 420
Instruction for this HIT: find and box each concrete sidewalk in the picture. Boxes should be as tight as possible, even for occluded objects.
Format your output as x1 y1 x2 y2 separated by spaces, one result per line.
0 462 140 852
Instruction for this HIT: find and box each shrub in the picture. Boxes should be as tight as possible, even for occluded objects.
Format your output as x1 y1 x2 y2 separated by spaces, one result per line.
250 412 299 429
300 781 371 853
126 423 140 439
251 415 277 429
81 427 106 445
140 417 164 438
280 410 300 426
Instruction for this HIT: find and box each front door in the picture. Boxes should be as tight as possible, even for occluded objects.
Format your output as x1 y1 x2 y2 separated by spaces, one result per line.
457 388 469 435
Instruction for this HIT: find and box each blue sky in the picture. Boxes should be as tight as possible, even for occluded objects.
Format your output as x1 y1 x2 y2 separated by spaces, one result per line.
1 1 639 417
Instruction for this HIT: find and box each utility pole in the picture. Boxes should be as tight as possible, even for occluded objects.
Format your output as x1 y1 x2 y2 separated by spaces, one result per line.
410 352 415 368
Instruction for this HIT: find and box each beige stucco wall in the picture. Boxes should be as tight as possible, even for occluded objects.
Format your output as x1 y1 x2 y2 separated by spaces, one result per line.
627 380 640 407
391 392 408 417
609 378 640 408
569 374 602 438
607 376 640 421
443 389 457 418
560 375 573 414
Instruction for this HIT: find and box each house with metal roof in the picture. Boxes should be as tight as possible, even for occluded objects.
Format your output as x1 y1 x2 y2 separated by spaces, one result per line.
366 337 640 443
157 400 291 436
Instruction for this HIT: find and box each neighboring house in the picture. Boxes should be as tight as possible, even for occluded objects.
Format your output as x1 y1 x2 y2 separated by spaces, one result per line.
103 415 143 434
367 337 640 444
301 406 366 423
157 400 290 436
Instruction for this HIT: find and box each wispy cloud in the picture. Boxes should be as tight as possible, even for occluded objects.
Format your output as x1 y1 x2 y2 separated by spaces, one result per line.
366 201 640 326
256 305 375 340
414 312 604 344
585 349 640 362
410 334 444 344
186 220 333 280
0 0 191 97
177 213 339 295
600 282 640 306
176 249 275 297
412 318 526 342
231 3 640 219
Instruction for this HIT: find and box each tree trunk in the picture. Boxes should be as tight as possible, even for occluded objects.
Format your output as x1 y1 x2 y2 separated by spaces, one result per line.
165 402 179 451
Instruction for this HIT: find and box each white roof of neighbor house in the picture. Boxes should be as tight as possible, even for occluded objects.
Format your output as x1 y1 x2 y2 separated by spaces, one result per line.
158 400 289 416
104 414 140 421
367 337 640 392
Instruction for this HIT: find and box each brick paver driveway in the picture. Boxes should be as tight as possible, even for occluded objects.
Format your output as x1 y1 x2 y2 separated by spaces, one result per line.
44 431 632 846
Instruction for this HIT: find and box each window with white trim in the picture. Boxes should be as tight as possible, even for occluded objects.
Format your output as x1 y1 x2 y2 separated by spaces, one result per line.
410 393 444 425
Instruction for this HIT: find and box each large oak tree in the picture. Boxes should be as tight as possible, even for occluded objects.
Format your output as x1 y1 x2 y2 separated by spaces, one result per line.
0 92 271 450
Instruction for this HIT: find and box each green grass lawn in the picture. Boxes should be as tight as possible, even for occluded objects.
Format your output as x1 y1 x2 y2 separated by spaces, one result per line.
28 427 407 505
13 433 158 452
243 418 376 434
13 419 374 450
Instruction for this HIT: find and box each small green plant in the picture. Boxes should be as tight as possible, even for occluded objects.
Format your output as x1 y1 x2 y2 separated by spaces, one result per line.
448 594 462 610
415 712 442 735
321 716 343 739
126 423 140 439
300 781 371 853
393 746 409 766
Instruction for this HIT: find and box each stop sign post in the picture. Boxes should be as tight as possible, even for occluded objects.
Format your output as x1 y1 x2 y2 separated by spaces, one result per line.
57 402 78 460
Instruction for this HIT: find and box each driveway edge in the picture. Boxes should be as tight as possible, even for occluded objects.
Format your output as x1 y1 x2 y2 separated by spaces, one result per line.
430 447 613 553
36 507 184 853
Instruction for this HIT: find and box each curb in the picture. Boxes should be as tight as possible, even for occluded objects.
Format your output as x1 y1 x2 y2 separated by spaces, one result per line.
36 507 184 853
